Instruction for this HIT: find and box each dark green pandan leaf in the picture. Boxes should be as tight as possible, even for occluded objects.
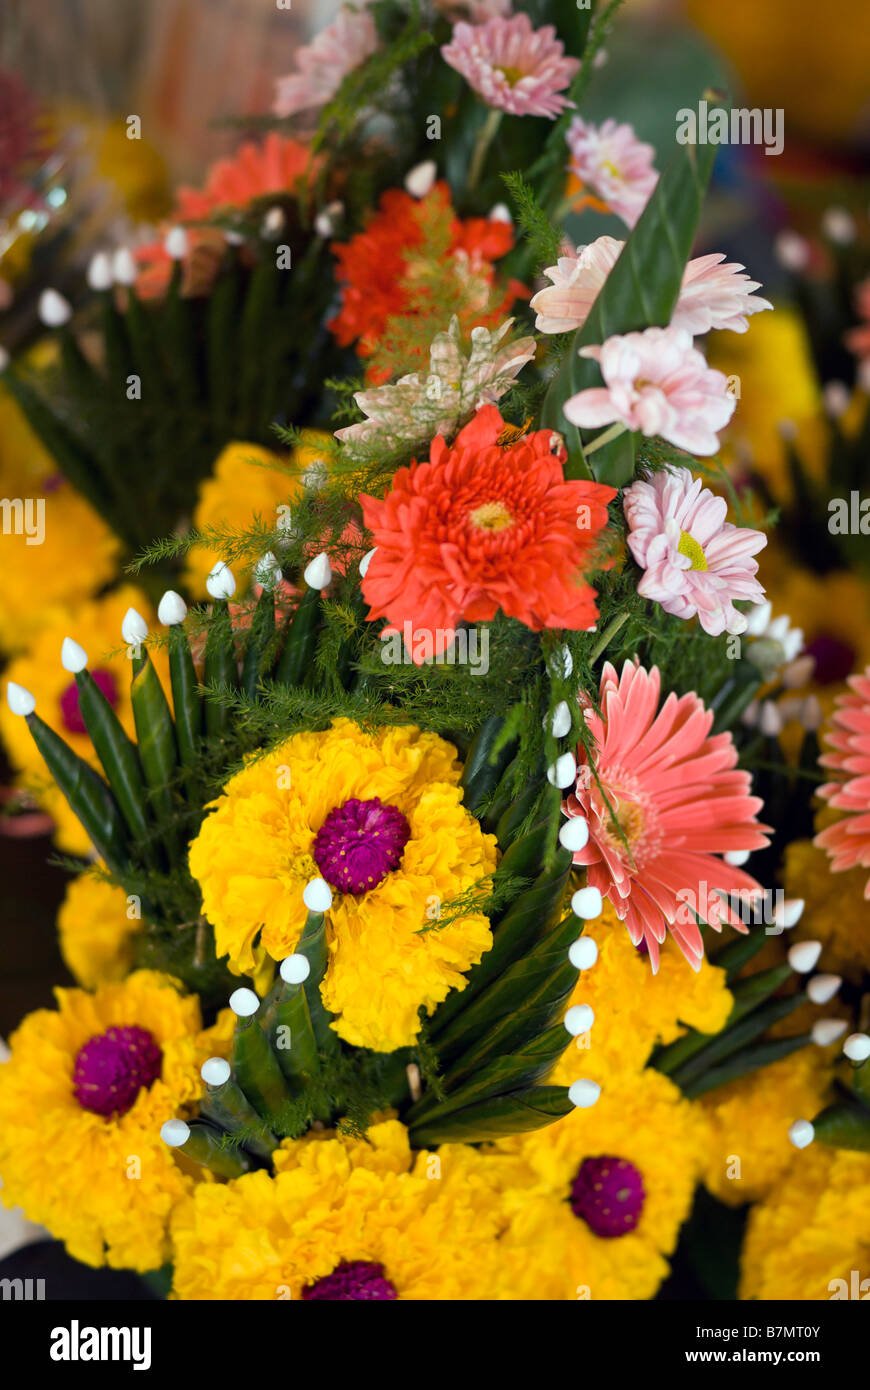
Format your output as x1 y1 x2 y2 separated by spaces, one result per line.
428 831 572 1037
167 626 202 776
275 586 321 687
409 1085 573 1147
74 669 151 848
459 715 516 817
130 651 179 860
25 713 128 872
671 991 807 1091
540 117 719 484
409 1023 570 1129
653 962 794 1078
812 1099 870 1154
432 908 579 1066
681 1033 810 1100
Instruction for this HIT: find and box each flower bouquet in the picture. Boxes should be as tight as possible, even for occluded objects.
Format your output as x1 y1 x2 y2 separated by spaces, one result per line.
1 0 869 1311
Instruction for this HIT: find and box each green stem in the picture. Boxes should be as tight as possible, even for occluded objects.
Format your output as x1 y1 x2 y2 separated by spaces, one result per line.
588 610 630 663
467 108 503 194
584 422 627 456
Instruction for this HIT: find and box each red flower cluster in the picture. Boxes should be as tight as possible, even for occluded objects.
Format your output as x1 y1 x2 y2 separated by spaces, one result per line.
329 184 526 382
360 405 615 658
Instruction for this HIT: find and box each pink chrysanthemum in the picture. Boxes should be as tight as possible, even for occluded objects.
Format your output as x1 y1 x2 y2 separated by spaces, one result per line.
623 466 767 637
565 118 658 228
441 14 580 119
563 326 736 457
815 669 870 897
563 661 770 969
273 6 378 118
531 236 772 336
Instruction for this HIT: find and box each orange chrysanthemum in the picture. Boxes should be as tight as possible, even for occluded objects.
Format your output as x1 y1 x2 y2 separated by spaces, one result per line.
360 405 615 659
329 183 525 382
135 134 315 298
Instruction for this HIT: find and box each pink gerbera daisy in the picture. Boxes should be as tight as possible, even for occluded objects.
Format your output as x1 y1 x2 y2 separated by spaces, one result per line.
815 668 870 897
441 14 580 119
623 466 767 637
563 326 736 457
565 118 658 228
563 661 771 969
273 6 378 118
531 236 772 337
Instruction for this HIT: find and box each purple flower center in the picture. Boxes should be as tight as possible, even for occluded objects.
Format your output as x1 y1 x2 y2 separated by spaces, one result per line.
803 634 855 686
73 1025 162 1117
59 667 118 735
303 1259 398 1301
313 797 410 896
570 1154 645 1238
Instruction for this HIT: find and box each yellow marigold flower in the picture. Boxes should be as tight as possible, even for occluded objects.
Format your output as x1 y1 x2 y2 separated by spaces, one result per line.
707 307 821 501
170 1118 505 1300
0 384 119 653
490 1068 707 1300
552 899 732 1085
785 835 870 981
699 1047 835 1206
189 719 497 1051
0 971 219 1271
183 436 329 596
58 869 143 990
740 1145 870 1300
0 586 171 855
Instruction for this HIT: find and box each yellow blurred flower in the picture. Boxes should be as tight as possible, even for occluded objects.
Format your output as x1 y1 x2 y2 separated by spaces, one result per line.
699 1047 835 1206
740 1144 870 1300
784 834 870 982
183 436 329 597
57 869 142 990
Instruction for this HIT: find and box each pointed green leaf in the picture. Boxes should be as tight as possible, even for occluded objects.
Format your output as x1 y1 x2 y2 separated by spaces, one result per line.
25 712 128 872
541 119 719 483
409 1085 573 1147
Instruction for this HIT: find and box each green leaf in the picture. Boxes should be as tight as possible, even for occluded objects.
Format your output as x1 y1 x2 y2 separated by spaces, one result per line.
459 715 516 817
653 962 794 1077
130 651 179 860
295 910 340 1058
203 599 238 738
428 832 571 1037
199 1078 278 1161
409 1023 569 1128
174 1120 254 1179
681 1032 810 1100
271 984 321 1086
73 670 150 841
409 1085 573 1147
540 118 719 484
671 991 806 1091
167 626 202 773
25 713 128 872
232 1016 295 1124
241 588 277 699
811 1099 870 1154
275 586 321 687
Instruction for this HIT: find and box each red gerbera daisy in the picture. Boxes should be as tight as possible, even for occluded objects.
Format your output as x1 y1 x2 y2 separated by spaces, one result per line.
329 183 526 382
360 405 615 657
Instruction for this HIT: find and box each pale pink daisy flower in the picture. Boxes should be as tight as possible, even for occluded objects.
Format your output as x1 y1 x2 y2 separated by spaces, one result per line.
565 117 658 228
531 236 772 336
623 466 767 637
273 6 378 118
815 669 870 898
563 325 736 457
563 660 770 969
441 14 580 119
